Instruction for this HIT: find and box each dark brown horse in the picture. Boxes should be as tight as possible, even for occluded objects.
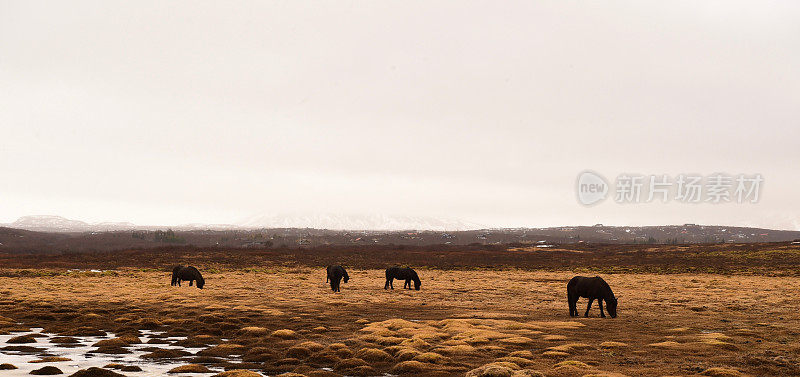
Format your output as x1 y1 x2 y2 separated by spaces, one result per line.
171 265 183 286
384 267 420 290
171 266 205 289
567 276 617 318
326 265 349 292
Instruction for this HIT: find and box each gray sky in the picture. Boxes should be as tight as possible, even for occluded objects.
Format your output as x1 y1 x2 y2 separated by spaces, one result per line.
1 1 799 229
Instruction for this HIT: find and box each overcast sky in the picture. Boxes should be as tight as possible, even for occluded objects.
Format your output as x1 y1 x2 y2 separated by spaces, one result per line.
1 1 799 229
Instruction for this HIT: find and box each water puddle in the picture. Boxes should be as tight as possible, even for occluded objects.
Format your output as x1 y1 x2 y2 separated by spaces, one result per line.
0 328 236 376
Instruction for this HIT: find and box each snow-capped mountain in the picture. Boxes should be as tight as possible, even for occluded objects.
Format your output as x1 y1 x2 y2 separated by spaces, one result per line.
9 215 93 232
7 216 151 232
237 213 485 231
3 214 484 232
4 215 236 232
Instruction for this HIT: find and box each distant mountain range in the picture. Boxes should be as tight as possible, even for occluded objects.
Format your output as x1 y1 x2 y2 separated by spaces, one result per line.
2 216 800 252
3 215 237 232
8 215 95 232
238 213 485 231
3 214 484 232
3 216 800 246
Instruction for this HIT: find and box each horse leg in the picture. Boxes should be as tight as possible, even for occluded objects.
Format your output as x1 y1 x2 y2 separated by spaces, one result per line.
584 298 594 317
177 280 181 287
567 293 573 316
599 299 606 318
189 280 193 286
568 293 576 317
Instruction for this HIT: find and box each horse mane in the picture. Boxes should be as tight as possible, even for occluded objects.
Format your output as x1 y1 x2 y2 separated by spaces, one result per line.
597 277 614 298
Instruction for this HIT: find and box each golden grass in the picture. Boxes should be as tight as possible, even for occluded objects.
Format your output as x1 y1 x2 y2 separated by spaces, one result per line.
0 269 798 376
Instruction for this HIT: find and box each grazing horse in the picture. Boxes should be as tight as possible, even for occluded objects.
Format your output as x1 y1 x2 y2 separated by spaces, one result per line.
171 265 183 286
326 265 349 292
567 276 617 318
171 266 205 289
384 267 421 290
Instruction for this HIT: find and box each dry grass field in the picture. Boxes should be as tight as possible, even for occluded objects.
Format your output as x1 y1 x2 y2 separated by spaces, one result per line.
1 267 799 376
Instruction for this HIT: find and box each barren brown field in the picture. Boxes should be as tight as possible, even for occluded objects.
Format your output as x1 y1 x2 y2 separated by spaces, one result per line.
1 266 799 377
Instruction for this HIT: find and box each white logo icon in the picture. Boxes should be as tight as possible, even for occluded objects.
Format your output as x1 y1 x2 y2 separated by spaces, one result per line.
577 171 609 206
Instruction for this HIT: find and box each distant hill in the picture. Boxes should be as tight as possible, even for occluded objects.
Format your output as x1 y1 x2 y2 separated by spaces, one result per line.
4 215 237 233
237 213 485 231
10 215 94 232
3 214 483 233
1 215 800 253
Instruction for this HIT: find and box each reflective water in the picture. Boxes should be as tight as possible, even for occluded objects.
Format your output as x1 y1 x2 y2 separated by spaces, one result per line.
0 328 241 376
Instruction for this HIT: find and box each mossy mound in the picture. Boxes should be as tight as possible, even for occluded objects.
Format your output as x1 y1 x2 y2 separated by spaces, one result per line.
355 347 393 362
30 357 72 363
7 334 37 344
412 352 450 364
92 335 141 347
239 326 269 336
271 329 298 339
211 370 263 377
390 360 440 375
168 364 213 373
140 348 192 359
199 343 248 357
598 341 628 349
30 366 64 375
67 368 126 377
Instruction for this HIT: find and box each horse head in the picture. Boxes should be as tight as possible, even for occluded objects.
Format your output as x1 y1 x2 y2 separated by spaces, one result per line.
606 297 618 318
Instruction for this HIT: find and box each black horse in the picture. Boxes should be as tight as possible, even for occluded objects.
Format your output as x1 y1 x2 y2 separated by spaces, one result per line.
384 267 421 290
326 265 349 292
171 265 183 286
567 276 617 318
171 266 205 289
